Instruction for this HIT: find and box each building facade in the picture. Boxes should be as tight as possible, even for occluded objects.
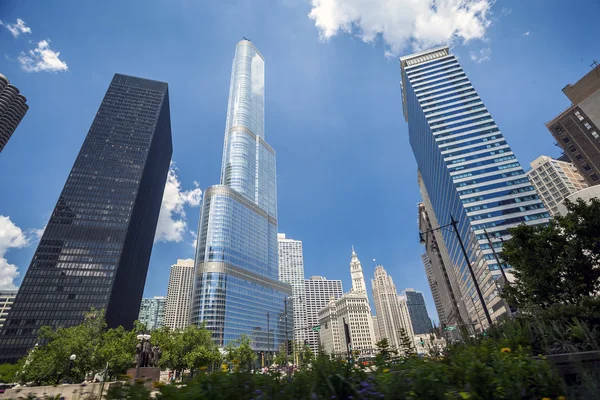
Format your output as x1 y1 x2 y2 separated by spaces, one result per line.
304 276 343 353
138 296 166 331
0 74 172 363
547 65 600 186
278 233 308 344
527 155 588 215
417 180 468 329
402 289 432 335
371 265 411 349
400 47 549 329
556 185 600 216
190 40 292 351
420 253 445 326
0 291 17 331
164 259 195 330
318 249 376 358
0 73 28 152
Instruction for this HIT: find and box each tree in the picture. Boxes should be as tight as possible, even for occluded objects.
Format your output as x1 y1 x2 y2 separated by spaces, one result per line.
501 199 600 310
397 328 415 357
20 309 107 385
224 335 256 371
375 338 396 366
152 324 220 379
96 326 137 379
0 362 21 383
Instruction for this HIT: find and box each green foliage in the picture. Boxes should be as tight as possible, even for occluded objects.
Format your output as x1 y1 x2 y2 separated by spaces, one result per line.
150 324 221 378
19 309 107 385
224 335 256 372
107 341 567 399
502 198 600 310
0 362 21 383
375 337 396 366
397 327 415 356
12 310 220 385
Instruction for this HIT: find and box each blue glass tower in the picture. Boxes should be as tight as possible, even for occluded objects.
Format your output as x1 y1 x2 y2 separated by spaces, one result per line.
191 40 292 351
400 47 549 329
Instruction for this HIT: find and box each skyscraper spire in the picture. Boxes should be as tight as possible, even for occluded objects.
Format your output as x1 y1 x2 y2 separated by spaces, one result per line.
350 248 366 293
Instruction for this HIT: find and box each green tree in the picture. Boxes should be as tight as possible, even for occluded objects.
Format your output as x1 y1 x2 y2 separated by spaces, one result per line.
397 327 415 357
224 335 256 371
0 362 21 383
97 325 137 379
152 324 220 379
375 337 396 366
502 198 600 310
20 309 106 385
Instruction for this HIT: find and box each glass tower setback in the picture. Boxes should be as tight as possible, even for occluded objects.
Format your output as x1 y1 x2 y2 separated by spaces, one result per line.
0 74 172 363
400 47 549 329
191 40 292 351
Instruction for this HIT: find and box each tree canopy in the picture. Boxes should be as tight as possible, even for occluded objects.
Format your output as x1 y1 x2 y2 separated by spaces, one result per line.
501 198 600 310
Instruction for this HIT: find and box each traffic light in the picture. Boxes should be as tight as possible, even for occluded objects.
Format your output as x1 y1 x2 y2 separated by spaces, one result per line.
287 340 293 355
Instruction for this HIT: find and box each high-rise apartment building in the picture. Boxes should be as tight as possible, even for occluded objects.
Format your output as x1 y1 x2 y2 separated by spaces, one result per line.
0 290 17 331
138 296 166 331
278 233 308 344
527 155 588 215
0 74 172 363
304 276 343 353
371 265 411 349
164 259 195 330
318 249 376 358
402 289 432 335
400 47 549 329
417 180 467 329
190 40 292 351
0 73 28 152
547 65 600 186
420 253 445 325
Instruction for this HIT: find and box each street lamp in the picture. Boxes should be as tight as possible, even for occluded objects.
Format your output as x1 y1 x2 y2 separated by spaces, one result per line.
135 333 151 379
66 354 76 384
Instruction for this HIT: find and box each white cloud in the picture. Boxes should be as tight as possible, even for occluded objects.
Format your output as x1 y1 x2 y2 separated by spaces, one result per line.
0 216 29 290
189 230 198 250
308 0 493 56
0 18 31 37
18 39 68 73
469 47 491 63
523 31 530 36
155 163 202 244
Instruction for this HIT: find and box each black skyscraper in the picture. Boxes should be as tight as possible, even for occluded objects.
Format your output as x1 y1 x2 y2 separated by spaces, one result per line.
0 74 172 363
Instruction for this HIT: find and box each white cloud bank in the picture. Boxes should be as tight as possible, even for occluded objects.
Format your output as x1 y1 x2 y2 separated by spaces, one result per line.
0 216 29 290
18 40 68 73
0 18 31 37
308 0 493 56
155 163 202 244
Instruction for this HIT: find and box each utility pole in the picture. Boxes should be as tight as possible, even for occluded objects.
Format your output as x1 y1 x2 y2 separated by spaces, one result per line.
450 215 493 327
483 229 509 284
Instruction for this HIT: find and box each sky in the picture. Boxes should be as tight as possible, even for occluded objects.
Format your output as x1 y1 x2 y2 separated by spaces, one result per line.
0 0 599 324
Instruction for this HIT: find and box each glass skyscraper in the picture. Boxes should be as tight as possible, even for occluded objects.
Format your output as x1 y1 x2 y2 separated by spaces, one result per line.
0 74 172 363
400 47 549 329
190 40 292 352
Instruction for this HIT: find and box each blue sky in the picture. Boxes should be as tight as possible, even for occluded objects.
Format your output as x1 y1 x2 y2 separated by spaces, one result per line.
0 0 599 323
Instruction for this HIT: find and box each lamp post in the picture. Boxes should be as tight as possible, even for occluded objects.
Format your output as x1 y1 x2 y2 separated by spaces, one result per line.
135 333 151 379
419 215 493 328
66 354 76 384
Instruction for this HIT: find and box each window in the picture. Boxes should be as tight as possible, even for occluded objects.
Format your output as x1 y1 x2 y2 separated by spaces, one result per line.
591 131 599 139
575 154 584 161
591 174 599 182
562 137 570 143
574 110 584 121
